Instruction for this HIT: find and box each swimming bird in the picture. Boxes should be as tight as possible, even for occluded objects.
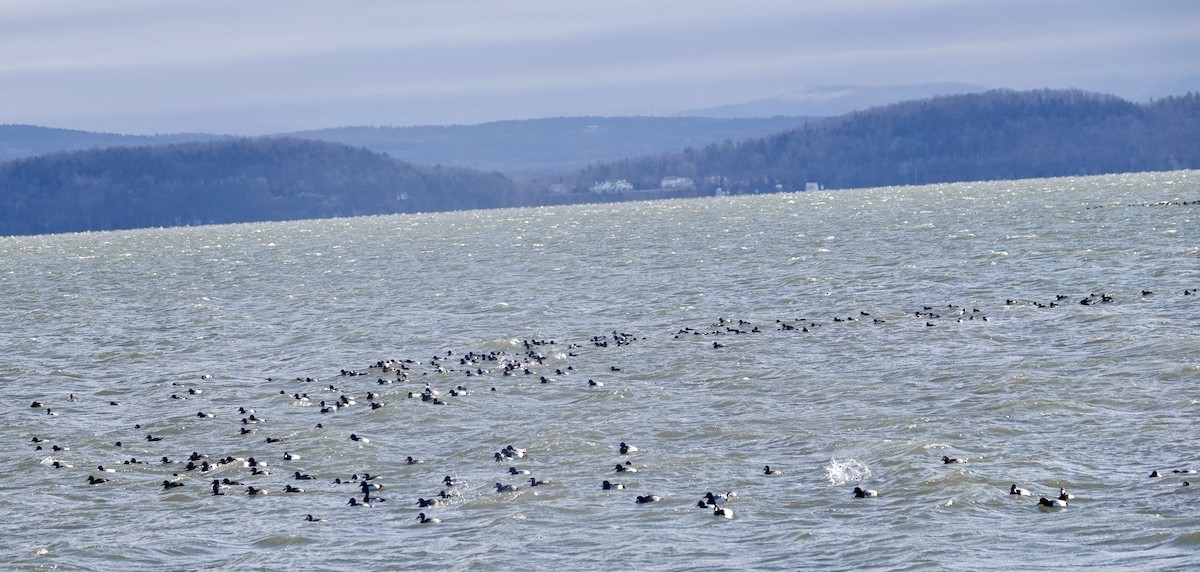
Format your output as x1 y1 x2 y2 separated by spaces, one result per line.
853 487 878 498
283 452 298 460
246 486 268 495
294 471 315 480
495 482 519 493
350 433 368 442
635 495 662 504
442 475 461 486
602 480 624 490
417 513 441 524
347 497 371 507
146 434 162 442
508 467 530 475
1150 470 1162 478
1038 497 1067 508
162 480 184 490
417 498 440 508
87 475 110 485
713 505 735 518
222 478 243 486
619 442 638 454
1010 484 1031 496
211 480 224 495
1058 488 1074 501
529 477 549 486
763 465 782 475
615 463 638 473
704 491 736 504
942 456 967 464
305 514 325 522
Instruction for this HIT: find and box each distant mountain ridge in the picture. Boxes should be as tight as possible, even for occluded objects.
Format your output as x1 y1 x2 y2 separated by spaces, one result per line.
0 116 814 175
2 88 1198 237
677 83 990 118
0 124 228 162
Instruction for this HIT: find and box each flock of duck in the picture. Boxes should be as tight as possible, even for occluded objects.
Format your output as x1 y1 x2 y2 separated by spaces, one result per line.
26 286 1195 524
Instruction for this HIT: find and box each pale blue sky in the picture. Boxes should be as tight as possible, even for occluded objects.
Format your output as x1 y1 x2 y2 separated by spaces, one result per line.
1 0 1196 134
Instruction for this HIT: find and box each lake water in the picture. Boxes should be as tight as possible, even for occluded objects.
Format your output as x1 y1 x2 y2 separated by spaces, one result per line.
2 170 1198 570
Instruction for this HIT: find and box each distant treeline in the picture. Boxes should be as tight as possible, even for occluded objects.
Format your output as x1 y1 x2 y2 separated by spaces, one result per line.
0 138 516 236
1 89 1198 237
555 89 1200 194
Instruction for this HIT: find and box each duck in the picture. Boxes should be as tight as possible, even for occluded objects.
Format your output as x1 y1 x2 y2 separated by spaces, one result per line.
529 477 550 486
350 434 369 443
347 497 372 507
495 482 519 493
1010 484 1031 496
713 505 735 519
602 480 624 490
635 495 662 504
416 498 440 508
405 456 424 465
704 491 736 504
304 514 326 522
942 456 967 464
246 486 269 496
1150 470 1162 478
442 475 461 486
294 471 315 480
1058 488 1074 501
503 445 526 458
416 513 441 524
508 467 530 475
763 465 782 475
283 452 298 461
162 480 184 490
853 487 878 498
146 434 162 442
211 480 224 495
360 480 383 493
87 475 110 485
619 442 638 454
615 463 638 473
221 478 243 486
283 485 304 493
1038 497 1067 508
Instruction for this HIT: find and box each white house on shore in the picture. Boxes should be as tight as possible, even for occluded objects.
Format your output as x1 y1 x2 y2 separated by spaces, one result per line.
660 176 695 190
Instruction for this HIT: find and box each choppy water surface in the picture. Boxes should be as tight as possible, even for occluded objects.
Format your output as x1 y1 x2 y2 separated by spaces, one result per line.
2 171 1198 570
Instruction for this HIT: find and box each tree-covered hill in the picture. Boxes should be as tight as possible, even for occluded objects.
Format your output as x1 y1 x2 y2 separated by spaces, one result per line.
0 137 516 236
559 89 1200 194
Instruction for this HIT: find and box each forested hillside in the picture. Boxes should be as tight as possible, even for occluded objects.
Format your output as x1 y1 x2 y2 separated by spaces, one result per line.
0 138 516 236
559 89 1200 194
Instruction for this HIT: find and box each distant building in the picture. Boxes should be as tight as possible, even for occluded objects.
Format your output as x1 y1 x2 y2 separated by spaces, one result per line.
804 182 820 191
660 176 695 190
590 179 634 193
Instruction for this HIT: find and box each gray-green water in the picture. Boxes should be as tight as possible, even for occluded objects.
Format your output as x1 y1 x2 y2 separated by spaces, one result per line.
2 171 1198 570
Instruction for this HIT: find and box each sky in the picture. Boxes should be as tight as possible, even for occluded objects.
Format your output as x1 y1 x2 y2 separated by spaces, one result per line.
1 0 1197 135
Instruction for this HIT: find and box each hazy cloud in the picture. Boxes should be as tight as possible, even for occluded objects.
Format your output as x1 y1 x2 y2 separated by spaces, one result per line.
0 0 1196 134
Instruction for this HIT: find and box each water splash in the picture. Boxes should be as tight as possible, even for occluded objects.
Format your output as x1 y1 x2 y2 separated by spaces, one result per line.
826 457 872 485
